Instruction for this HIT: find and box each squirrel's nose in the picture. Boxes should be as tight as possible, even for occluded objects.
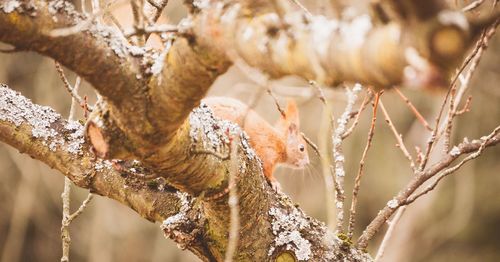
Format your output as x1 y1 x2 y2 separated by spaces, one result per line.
297 158 309 167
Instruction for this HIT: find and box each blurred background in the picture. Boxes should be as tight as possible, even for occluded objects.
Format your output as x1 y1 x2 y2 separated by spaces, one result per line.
0 0 499 261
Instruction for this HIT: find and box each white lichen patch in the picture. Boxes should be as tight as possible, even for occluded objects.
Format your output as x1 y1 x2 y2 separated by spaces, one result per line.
268 207 312 261
192 0 209 9
64 120 85 154
1 0 20 13
150 40 172 76
387 199 399 209
310 15 339 57
449 146 461 157
332 84 362 178
48 0 81 22
163 191 191 225
94 159 112 171
0 84 84 154
189 103 258 162
339 14 372 47
89 23 129 58
128 45 146 56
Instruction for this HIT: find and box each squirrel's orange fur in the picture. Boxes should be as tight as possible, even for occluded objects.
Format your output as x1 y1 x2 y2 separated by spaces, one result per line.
203 97 310 189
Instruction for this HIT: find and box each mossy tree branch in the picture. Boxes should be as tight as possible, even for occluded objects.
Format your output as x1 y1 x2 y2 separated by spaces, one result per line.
0 84 372 261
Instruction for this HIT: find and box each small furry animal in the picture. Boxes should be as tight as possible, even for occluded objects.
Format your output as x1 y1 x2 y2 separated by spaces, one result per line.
203 97 310 189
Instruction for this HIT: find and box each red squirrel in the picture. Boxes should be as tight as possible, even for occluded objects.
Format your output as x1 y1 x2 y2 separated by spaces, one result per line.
203 97 310 189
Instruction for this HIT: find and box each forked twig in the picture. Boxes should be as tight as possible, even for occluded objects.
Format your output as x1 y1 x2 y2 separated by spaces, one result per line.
405 125 500 205
342 91 373 139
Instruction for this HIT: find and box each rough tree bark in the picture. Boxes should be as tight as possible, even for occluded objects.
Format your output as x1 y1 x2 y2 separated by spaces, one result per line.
0 0 498 261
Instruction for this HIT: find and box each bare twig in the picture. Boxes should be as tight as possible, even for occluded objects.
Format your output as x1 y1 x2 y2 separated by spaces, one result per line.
455 96 472 116
357 127 500 249
416 24 494 171
462 0 486 12
148 0 169 23
124 24 178 37
331 84 363 233
224 135 240 262
289 0 313 18
405 125 500 205
105 11 128 38
301 132 321 158
444 88 457 152
374 206 407 262
379 99 416 171
342 92 372 139
81 0 86 13
54 62 93 112
67 193 94 223
91 0 100 14
439 24 497 147
59 64 93 262
318 103 337 229
347 91 380 239
394 87 433 132
50 0 125 37
130 0 145 45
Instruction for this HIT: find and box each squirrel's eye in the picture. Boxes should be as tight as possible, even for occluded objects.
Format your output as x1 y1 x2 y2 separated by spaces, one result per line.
299 144 305 152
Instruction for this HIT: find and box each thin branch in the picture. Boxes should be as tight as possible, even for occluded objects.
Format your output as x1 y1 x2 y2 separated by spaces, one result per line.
58 64 93 262
289 0 313 18
81 0 86 13
54 62 93 112
417 35 482 170
309 80 343 230
439 24 497 147
357 127 500 249
67 193 94 223
379 99 416 171
105 12 128 38
374 206 406 262
462 0 486 12
347 91 380 239
418 21 497 170
301 132 321 158
313 101 335 231
342 92 372 139
331 84 363 233
50 0 124 37
124 24 178 37
148 0 169 23
224 135 241 262
393 87 433 132
404 126 500 205
454 96 472 116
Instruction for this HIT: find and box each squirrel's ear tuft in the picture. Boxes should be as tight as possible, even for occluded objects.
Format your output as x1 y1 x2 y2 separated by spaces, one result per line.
285 99 299 123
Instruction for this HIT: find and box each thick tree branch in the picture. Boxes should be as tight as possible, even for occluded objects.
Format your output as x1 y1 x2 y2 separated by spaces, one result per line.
188 0 485 88
0 84 214 260
0 83 373 260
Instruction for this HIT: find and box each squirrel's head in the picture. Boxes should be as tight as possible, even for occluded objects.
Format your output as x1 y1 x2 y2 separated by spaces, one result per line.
279 99 310 169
